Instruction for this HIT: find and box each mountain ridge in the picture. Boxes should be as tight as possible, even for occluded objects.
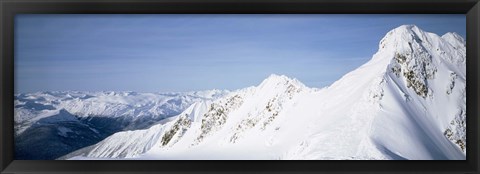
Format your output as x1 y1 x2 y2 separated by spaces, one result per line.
62 25 466 160
15 25 466 160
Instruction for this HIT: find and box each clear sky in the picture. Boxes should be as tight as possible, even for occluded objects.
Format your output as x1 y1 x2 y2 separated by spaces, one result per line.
15 14 466 93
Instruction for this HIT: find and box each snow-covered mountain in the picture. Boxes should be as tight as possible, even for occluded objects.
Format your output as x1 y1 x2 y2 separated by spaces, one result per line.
15 90 228 134
62 75 310 159
14 90 228 159
63 25 466 160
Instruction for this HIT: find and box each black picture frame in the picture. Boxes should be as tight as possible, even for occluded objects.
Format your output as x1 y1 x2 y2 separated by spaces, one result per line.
1 0 479 173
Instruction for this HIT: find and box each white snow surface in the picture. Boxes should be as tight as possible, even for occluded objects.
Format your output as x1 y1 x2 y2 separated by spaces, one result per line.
64 25 466 160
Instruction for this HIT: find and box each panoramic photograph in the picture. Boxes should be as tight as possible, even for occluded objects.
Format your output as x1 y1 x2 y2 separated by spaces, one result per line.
14 14 466 160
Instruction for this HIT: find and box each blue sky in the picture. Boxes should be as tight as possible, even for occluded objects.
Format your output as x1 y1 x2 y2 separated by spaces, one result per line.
15 14 465 93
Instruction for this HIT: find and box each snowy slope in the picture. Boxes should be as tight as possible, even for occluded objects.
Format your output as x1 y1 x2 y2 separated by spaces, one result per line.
282 25 466 160
14 90 228 160
60 101 213 159
369 25 466 159
65 25 466 160
63 75 311 159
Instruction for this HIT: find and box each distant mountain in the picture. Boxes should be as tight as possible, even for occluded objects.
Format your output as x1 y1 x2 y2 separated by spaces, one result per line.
14 90 229 159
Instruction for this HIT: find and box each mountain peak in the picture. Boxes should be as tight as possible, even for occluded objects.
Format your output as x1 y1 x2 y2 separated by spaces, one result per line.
378 25 427 50
266 73 288 80
260 74 290 86
394 24 421 32
259 74 305 89
375 25 466 63
391 25 431 37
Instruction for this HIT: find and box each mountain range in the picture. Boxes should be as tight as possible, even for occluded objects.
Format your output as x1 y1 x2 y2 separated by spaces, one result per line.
14 90 228 159
15 25 466 160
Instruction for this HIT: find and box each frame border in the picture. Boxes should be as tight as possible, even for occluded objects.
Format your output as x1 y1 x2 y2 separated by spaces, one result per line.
1 0 479 174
